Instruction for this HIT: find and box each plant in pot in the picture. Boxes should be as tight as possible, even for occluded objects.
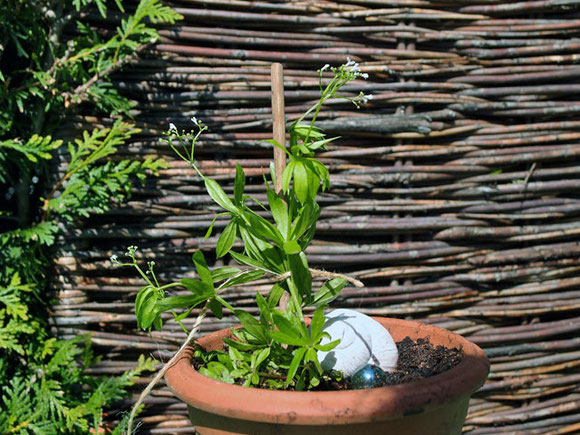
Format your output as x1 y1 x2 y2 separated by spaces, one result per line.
112 61 489 434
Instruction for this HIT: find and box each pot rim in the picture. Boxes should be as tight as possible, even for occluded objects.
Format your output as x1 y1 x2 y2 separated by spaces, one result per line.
165 317 489 426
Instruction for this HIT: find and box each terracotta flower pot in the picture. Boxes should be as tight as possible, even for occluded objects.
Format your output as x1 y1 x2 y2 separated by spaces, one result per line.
165 317 489 435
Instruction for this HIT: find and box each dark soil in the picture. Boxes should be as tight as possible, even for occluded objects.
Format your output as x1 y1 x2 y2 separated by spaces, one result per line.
383 336 463 386
321 336 463 390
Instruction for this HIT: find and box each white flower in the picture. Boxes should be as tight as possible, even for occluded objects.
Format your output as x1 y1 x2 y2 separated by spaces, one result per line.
320 64 330 72
191 117 197 124
361 73 369 79
345 57 360 73
110 255 118 264
169 122 178 133
362 94 373 104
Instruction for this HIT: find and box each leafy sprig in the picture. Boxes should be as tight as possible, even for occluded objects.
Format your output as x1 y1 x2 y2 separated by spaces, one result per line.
42 120 167 221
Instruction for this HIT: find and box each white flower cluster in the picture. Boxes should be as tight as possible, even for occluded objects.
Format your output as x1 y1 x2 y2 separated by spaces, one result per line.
168 117 204 139
345 57 369 80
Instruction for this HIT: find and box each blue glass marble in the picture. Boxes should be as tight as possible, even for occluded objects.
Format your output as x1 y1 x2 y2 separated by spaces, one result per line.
351 364 387 389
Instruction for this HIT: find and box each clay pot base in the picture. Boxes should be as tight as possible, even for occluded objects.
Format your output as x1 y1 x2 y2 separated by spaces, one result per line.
187 400 470 435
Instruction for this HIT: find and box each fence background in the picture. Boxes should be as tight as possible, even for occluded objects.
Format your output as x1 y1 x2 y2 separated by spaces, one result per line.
52 1 580 433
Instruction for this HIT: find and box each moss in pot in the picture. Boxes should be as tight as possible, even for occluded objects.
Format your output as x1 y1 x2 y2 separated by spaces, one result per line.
112 61 489 434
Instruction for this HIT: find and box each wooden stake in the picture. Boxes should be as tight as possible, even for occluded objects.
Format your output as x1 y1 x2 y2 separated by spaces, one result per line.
271 62 290 313
271 62 287 193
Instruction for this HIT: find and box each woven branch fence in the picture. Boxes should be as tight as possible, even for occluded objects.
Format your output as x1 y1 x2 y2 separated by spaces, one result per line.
53 0 580 433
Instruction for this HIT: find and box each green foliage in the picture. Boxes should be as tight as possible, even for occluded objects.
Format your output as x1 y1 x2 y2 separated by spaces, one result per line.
45 120 166 221
0 135 62 182
118 61 371 391
0 0 180 432
0 341 156 434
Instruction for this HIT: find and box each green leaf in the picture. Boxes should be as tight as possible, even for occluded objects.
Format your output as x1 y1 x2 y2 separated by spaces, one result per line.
315 339 340 352
310 306 326 342
174 305 196 322
255 292 272 325
281 160 295 193
208 299 223 319
267 283 285 309
237 226 285 274
271 313 307 346
234 310 269 343
309 158 330 191
156 294 201 311
135 287 158 330
234 164 245 204
267 189 288 240
251 347 270 369
293 161 308 203
292 124 325 140
192 251 213 287
271 330 307 347
223 337 259 352
305 161 321 199
215 295 235 313
230 249 279 275
286 279 302 309
291 143 313 157
204 212 229 239
313 278 347 306
283 240 302 255
286 347 306 388
204 177 238 213
216 220 237 258
288 252 312 301
180 278 215 299
265 139 291 157
211 267 242 283
290 200 319 241
305 348 323 374
220 269 266 289
241 209 284 247
308 136 339 151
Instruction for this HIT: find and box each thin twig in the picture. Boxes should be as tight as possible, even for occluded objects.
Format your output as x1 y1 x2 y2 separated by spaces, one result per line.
126 302 209 435
278 268 365 288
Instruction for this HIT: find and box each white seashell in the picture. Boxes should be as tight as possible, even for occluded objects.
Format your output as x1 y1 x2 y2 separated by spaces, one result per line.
316 309 398 377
